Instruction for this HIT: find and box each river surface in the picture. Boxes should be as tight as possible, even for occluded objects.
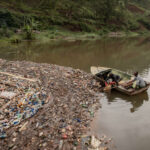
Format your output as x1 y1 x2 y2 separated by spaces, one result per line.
1 37 150 150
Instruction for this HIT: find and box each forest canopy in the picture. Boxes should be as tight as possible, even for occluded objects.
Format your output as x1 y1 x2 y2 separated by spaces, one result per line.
0 0 150 33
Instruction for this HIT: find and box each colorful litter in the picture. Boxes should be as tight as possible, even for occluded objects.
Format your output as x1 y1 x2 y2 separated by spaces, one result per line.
0 72 47 137
0 59 109 150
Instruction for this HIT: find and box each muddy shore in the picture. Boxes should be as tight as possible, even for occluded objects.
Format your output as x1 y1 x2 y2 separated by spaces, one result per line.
0 59 109 150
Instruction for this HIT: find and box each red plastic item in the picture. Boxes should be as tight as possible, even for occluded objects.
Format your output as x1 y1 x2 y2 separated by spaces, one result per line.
62 134 67 139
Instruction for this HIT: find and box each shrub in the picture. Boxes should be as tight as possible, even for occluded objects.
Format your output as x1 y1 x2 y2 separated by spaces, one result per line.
23 17 38 40
0 27 14 38
0 9 23 28
128 20 140 30
138 17 150 30
79 22 96 32
99 28 109 36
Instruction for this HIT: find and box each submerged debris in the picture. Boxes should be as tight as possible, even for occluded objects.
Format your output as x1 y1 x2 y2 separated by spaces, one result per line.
81 135 111 150
0 59 103 150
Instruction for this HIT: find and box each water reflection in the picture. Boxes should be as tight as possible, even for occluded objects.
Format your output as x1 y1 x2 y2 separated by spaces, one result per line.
1 37 150 150
91 68 150 150
136 37 150 46
0 37 150 72
106 91 149 113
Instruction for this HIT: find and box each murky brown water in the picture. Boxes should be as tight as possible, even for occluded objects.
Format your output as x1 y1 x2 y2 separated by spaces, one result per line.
1 37 150 150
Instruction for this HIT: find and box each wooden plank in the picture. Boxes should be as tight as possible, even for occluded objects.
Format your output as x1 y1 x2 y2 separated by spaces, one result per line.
116 84 150 96
90 66 110 75
131 85 150 95
0 71 38 82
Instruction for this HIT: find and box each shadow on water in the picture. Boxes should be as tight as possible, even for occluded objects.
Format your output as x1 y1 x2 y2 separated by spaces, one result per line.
105 90 149 113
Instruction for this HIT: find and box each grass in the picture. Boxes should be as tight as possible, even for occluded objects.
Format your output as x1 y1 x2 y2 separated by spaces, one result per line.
36 29 101 42
3 27 149 44
0 1 150 42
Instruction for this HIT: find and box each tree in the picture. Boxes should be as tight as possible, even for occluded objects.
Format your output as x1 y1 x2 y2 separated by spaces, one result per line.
91 0 126 23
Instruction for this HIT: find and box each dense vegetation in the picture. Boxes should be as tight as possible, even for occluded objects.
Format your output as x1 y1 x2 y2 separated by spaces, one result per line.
0 0 150 40
131 0 150 8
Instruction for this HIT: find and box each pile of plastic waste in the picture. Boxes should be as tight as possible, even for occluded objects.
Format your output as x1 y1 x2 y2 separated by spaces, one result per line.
0 59 112 150
0 73 47 138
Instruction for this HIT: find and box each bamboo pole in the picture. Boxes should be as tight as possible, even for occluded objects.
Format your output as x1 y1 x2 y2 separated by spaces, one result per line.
0 71 38 82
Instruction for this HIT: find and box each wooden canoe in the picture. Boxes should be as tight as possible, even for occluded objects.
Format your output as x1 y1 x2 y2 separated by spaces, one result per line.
91 66 150 96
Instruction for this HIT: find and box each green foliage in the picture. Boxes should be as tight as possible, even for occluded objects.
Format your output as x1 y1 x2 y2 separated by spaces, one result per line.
0 9 15 28
91 0 127 23
99 28 110 36
128 21 140 30
130 0 150 9
79 22 96 32
39 0 59 10
79 7 96 19
138 17 150 30
0 0 150 38
0 8 25 28
0 27 13 38
126 12 140 30
0 0 135 31
23 17 38 40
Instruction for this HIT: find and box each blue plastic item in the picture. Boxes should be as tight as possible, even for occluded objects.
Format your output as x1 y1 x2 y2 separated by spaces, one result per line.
0 132 7 139
13 121 19 125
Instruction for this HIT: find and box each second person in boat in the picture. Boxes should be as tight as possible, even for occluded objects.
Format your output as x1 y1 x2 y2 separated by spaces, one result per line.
132 72 146 88
107 73 121 86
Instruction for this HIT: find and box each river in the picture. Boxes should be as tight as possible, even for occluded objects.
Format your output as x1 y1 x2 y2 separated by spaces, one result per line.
1 37 150 150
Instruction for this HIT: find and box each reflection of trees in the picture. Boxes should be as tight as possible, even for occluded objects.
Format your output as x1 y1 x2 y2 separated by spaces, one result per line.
9 42 42 61
1 37 150 72
106 91 149 113
136 37 150 46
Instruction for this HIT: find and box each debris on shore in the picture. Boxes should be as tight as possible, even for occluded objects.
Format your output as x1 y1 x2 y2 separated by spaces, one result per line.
0 59 110 150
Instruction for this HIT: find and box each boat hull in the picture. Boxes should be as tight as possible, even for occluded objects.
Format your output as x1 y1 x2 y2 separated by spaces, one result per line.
91 66 150 96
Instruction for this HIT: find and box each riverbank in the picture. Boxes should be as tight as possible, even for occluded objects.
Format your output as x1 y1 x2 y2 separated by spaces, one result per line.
0 59 110 150
1 28 149 44
0 29 102 43
1 1 150 43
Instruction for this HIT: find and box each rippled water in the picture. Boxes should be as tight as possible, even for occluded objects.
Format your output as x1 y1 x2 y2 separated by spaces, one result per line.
1 37 150 150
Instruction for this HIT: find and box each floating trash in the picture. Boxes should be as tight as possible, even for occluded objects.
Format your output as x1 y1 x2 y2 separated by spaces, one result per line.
0 59 103 150
0 72 48 137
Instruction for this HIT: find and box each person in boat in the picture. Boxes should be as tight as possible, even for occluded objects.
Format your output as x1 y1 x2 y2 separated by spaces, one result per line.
132 72 146 88
107 73 121 86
